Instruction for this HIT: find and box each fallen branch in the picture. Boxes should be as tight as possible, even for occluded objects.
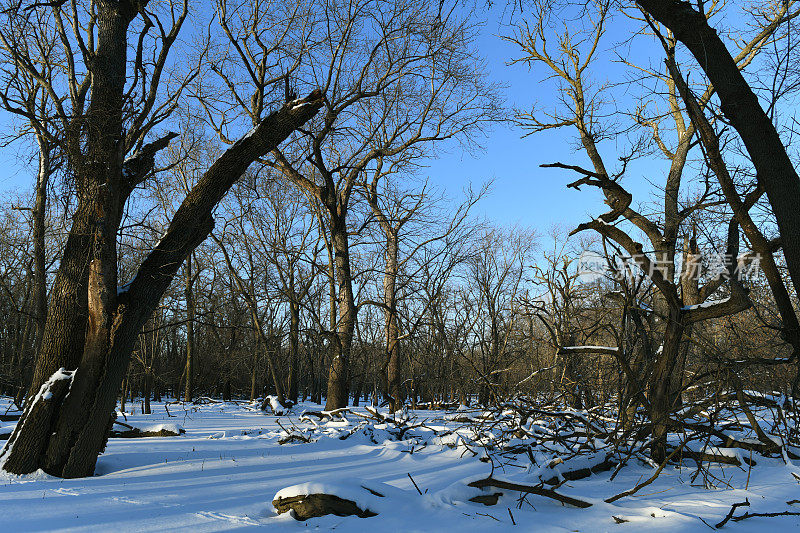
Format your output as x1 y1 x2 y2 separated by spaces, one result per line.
110 421 184 438
605 442 687 503
468 477 592 508
541 453 618 485
715 500 750 528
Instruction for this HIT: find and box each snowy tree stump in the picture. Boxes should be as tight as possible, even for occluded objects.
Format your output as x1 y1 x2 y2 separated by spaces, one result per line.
272 493 377 520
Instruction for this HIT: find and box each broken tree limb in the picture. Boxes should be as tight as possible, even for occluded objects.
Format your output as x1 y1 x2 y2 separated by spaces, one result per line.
467 477 592 508
671 448 756 467
109 421 184 438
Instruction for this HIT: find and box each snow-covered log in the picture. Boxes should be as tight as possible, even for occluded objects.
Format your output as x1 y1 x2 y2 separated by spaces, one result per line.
272 481 387 520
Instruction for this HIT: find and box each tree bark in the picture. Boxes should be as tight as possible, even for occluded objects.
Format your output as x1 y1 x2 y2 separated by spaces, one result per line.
648 308 685 463
324 207 355 410
184 254 195 402
31 137 50 361
384 234 402 412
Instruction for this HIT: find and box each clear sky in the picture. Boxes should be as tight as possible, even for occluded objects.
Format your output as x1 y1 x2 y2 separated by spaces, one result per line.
421 4 657 234
0 3 663 235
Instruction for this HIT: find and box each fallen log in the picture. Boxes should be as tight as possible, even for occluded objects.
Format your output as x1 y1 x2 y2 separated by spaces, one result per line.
682 422 800 460
300 408 351 421
541 453 618 486
110 421 184 438
467 477 592 508
670 448 756 467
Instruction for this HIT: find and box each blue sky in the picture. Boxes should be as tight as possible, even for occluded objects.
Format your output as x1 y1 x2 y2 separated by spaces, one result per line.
420 4 659 233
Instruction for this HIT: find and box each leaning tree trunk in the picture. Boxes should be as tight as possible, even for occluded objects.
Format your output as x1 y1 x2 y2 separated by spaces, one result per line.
0 73 324 478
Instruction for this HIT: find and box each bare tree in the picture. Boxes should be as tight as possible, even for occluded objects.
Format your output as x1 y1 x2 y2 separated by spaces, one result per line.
463 226 534 405
507 0 783 459
363 175 485 410
0 6 64 380
259 0 500 409
0 0 323 477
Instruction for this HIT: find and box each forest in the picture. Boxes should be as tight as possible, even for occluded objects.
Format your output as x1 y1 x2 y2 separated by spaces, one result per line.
0 0 799 531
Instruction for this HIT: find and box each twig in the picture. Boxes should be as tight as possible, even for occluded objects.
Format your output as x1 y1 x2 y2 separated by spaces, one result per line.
605 442 687 503
715 499 749 528
408 473 422 495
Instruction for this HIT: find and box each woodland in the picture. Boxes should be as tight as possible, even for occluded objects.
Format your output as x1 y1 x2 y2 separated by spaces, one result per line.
0 1 799 530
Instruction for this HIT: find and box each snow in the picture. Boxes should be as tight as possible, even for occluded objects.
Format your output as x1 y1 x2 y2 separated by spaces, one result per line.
263 395 285 415
33 367 75 403
560 345 619 351
241 123 258 141
682 297 730 311
0 398 798 531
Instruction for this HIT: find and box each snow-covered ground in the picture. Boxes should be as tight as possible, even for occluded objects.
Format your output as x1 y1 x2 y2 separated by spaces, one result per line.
0 398 799 532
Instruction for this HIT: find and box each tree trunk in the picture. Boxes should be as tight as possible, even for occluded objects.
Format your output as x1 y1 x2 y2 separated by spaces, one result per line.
184 255 195 402
288 296 300 403
384 234 402 412
325 209 355 410
0 1 132 477
31 137 50 366
648 308 685 463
